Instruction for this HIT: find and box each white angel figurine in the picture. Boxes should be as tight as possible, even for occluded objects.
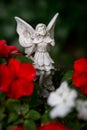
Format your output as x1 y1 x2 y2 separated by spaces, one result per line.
15 13 59 95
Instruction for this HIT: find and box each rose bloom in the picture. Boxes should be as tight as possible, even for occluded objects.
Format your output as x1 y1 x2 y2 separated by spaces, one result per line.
10 126 25 130
72 58 87 94
0 40 18 58
0 59 36 98
37 122 71 130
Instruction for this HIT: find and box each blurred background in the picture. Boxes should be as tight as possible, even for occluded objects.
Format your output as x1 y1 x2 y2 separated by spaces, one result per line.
0 0 87 66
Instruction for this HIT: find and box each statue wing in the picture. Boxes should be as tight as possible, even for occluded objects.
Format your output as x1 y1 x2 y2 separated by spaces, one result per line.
47 13 59 39
15 16 35 48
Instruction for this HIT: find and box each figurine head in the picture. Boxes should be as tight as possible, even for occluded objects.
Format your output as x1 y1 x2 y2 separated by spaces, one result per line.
35 24 47 36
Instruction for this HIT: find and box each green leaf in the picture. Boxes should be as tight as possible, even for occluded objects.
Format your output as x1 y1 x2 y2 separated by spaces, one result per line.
7 125 15 130
21 104 29 115
0 92 6 101
65 119 81 130
15 55 33 63
0 58 7 64
0 123 2 130
29 85 40 107
7 112 19 124
6 99 21 112
41 108 51 123
41 113 51 123
62 70 73 82
0 113 6 121
0 106 5 113
24 119 36 130
25 110 41 120
0 107 6 121
13 119 24 125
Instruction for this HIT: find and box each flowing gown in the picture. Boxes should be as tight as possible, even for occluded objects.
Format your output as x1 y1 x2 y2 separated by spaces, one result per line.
33 36 54 71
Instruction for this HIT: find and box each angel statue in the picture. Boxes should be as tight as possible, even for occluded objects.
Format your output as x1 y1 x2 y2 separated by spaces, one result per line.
15 13 59 97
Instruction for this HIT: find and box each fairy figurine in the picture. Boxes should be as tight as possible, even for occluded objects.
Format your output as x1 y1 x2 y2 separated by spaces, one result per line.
15 13 59 97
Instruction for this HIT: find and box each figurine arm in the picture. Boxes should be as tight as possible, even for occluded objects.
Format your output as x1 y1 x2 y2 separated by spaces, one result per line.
25 45 36 54
33 38 40 44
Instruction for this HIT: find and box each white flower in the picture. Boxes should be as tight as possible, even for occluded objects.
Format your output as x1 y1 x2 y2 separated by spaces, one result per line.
47 81 77 118
76 99 87 120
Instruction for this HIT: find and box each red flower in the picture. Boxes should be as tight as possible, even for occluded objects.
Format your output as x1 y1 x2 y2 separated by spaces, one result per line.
0 40 18 58
72 58 87 94
10 126 25 130
0 59 36 98
37 122 71 130
73 58 87 73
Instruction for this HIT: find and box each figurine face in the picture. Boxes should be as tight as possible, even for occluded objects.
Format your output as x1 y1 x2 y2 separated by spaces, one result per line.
36 24 47 36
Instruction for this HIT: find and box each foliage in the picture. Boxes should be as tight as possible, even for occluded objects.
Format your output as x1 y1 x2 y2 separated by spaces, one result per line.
0 1 87 129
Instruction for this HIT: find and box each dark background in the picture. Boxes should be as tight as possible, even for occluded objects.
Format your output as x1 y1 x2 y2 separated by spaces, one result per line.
0 0 87 66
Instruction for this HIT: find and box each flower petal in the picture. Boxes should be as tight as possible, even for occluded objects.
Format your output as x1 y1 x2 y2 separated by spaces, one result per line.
7 79 34 99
